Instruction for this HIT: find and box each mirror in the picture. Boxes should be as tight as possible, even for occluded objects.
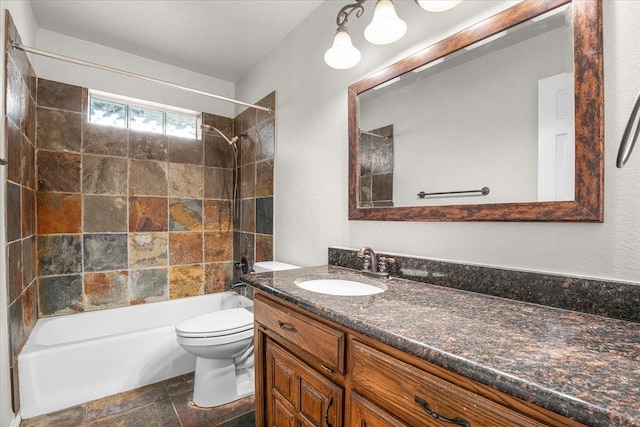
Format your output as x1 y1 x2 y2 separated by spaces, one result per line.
348 0 603 222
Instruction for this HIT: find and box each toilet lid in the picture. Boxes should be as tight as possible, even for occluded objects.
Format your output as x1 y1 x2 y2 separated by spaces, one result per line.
175 308 254 338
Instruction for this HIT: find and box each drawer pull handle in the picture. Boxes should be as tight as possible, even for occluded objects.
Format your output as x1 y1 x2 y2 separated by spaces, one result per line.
414 395 470 427
277 320 297 333
324 395 334 427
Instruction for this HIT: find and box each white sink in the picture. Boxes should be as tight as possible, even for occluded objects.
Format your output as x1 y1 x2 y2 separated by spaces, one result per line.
295 279 385 296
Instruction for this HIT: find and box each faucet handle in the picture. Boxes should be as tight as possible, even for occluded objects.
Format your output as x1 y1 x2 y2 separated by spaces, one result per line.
378 256 395 274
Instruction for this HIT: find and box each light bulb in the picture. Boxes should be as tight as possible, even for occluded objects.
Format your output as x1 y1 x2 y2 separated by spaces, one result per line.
324 26 361 69
364 0 407 45
416 0 462 13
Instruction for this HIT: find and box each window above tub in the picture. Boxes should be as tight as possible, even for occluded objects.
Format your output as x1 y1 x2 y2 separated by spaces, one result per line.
88 90 199 139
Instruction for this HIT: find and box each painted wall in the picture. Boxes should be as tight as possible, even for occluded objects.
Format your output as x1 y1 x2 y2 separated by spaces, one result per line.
236 0 640 285
35 30 236 118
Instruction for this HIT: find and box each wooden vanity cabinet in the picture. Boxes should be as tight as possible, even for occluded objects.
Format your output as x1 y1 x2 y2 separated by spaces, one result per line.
254 292 585 427
265 339 343 427
255 293 346 427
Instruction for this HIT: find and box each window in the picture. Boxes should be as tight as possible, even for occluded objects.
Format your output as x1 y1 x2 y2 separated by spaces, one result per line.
88 91 198 139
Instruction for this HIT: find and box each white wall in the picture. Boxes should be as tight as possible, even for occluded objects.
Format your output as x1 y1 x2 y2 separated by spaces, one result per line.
236 0 640 285
1 1 38 423
35 30 236 117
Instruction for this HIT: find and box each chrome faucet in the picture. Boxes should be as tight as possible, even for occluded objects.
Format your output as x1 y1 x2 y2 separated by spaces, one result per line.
357 246 378 273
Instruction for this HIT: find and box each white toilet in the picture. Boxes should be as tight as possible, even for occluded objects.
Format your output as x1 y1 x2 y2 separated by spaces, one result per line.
175 261 299 407
175 307 254 407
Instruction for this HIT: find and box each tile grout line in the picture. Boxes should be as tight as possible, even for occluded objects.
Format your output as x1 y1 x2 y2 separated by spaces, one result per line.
164 379 185 427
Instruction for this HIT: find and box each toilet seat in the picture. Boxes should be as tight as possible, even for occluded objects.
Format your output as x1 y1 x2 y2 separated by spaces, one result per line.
175 308 253 338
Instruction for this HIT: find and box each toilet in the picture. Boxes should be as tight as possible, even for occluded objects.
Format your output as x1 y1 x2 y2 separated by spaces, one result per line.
175 261 299 407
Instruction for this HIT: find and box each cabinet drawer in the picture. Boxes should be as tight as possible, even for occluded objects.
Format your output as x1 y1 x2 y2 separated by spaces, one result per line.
351 340 545 427
255 296 345 373
350 391 410 427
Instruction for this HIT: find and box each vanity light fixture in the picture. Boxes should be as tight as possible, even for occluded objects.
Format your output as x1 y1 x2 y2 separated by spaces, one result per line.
463 30 507 50
416 0 462 13
324 0 462 69
364 0 407 45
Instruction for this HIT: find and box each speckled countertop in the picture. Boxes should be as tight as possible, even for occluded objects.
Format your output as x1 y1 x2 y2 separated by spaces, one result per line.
241 265 640 427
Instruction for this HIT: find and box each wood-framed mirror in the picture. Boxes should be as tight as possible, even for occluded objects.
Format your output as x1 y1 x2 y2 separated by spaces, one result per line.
348 0 603 222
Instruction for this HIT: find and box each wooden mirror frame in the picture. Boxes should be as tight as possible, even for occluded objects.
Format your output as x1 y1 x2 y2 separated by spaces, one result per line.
348 0 603 222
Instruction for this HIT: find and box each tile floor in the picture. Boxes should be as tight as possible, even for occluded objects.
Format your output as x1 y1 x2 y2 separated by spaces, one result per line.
20 373 255 427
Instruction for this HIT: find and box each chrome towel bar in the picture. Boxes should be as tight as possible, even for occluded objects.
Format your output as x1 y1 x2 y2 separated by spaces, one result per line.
417 187 490 199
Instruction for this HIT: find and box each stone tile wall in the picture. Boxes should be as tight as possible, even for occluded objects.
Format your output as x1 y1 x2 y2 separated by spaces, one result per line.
233 93 276 271
35 79 242 316
359 124 394 207
4 11 38 414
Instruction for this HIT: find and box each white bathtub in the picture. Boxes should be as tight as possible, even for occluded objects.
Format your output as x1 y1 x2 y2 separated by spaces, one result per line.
18 292 253 419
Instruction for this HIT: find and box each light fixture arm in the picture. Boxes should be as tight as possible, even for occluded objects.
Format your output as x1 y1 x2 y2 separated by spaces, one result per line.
336 0 368 27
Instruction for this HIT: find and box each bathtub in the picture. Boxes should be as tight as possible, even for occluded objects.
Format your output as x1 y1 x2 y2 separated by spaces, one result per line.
18 292 253 419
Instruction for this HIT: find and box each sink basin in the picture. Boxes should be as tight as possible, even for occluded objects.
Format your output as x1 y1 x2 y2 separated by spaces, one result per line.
295 279 385 296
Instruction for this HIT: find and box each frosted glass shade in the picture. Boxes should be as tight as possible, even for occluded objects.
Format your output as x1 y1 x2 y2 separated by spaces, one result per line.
324 27 361 69
364 0 407 45
416 0 462 12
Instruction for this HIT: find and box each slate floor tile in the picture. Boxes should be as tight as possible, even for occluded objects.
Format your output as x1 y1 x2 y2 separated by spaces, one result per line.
171 392 254 427
87 399 180 427
86 381 168 421
21 404 86 427
19 374 255 427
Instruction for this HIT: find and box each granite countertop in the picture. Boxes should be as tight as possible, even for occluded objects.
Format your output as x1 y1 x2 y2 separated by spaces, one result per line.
241 265 640 427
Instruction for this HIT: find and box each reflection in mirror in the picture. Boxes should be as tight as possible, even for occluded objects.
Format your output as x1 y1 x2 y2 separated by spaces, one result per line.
348 0 603 222
359 125 394 207
359 4 574 207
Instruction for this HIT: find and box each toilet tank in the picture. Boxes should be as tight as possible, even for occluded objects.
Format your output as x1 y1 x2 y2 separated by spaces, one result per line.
253 261 300 273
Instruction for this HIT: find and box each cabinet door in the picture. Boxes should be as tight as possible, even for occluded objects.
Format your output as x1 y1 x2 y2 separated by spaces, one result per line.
350 391 410 427
266 339 343 427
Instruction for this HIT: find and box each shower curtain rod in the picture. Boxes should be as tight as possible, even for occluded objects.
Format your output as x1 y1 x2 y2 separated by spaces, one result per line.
9 42 272 113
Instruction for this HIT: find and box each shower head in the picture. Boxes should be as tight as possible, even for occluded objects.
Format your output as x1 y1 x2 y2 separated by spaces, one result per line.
201 124 243 145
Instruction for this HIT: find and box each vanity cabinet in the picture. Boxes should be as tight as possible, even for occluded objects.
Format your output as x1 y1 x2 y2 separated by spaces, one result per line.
265 339 343 427
254 291 585 427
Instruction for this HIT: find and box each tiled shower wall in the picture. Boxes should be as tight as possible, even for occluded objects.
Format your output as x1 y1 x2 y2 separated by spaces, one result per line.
35 79 237 315
358 124 394 207
35 80 277 316
4 12 38 413
234 93 275 269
